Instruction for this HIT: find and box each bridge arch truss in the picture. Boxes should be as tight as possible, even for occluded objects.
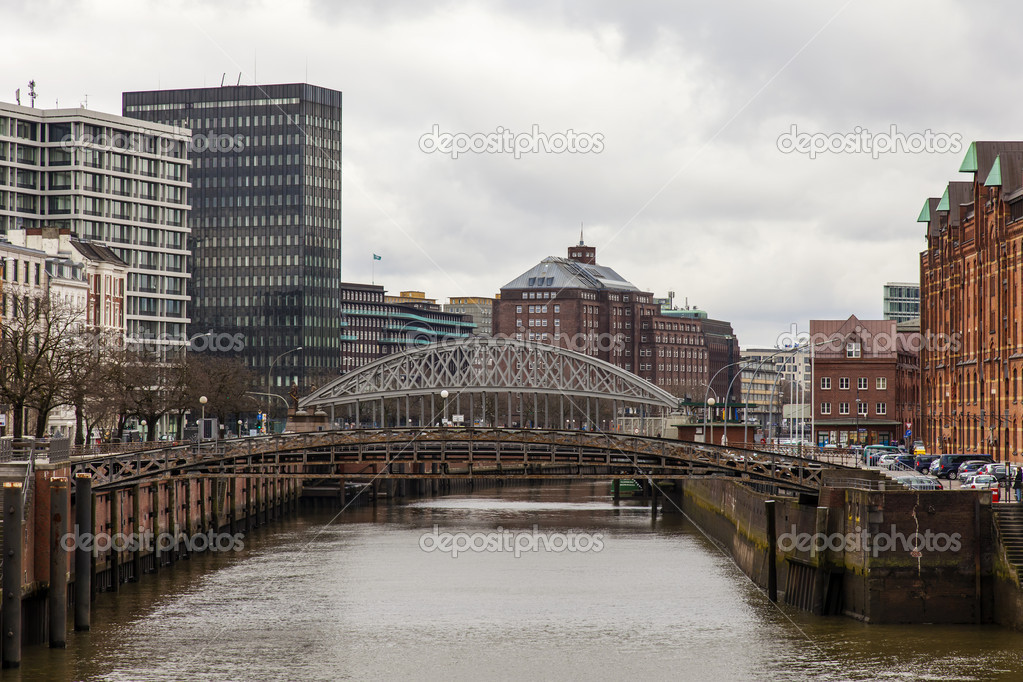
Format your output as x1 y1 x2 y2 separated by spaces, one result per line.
300 338 682 431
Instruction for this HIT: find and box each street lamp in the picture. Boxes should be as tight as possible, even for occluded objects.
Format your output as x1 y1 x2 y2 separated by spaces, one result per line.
706 396 717 445
267 346 303 416
440 389 449 425
140 419 147 443
237 419 243 438
199 395 208 421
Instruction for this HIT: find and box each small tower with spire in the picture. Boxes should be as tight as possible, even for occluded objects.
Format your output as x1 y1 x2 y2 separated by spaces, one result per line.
568 223 597 264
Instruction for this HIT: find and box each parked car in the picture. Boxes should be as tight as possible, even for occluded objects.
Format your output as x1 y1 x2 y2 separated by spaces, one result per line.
888 454 916 471
877 453 901 468
976 463 1010 482
930 454 994 479
914 455 938 474
864 445 901 466
957 460 994 479
963 474 999 490
894 475 942 491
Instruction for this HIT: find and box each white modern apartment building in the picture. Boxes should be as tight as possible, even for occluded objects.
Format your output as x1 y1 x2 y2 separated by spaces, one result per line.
0 102 191 351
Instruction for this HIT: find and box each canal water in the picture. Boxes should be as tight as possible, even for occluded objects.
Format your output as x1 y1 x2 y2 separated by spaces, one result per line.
12 482 1023 681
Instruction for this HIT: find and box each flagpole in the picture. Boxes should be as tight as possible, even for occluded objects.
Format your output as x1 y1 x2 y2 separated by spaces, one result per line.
372 255 375 285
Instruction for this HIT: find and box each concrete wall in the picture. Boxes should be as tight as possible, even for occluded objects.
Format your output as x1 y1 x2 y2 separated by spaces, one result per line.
673 476 995 624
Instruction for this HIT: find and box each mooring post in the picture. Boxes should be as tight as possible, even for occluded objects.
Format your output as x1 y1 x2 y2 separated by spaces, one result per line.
49 477 70 648
150 482 161 573
3 480 24 667
109 489 120 591
612 478 620 504
166 480 177 565
131 483 142 581
765 499 778 603
74 474 92 631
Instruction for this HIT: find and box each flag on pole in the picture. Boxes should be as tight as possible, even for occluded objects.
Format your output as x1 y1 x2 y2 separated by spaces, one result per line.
373 254 382 260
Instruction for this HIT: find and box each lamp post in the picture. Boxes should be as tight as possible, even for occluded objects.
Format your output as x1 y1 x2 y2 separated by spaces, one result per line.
440 390 449 426
706 396 717 445
140 419 147 443
237 419 243 438
199 395 207 421
267 346 303 421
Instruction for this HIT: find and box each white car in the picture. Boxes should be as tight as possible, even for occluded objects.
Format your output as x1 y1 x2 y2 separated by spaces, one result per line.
964 474 999 490
877 453 900 468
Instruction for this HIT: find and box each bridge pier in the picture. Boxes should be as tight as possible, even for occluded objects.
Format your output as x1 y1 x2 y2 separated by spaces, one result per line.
132 484 142 582
150 482 161 573
74 474 93 632
3 481 24 668
49 478 69 648
109 489 120 590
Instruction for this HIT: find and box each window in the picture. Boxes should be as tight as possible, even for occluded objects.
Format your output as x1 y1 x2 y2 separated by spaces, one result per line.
876 377 887 390
858 401 868 416
515 305 522 313
846 342 861 358
820 377 831 390
820 402 831 415
857 377 868 391
839 377 850 390
553 304 560 313
839 402 850 415
876 402 887 415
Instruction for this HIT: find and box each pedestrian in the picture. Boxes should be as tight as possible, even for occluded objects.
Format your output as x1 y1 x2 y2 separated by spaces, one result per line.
1013 466 1022 503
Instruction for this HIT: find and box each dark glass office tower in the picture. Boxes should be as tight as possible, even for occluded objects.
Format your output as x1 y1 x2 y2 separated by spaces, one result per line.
123 83 342 399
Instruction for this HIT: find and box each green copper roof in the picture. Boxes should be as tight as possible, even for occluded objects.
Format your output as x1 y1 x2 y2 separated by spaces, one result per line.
917 199 932 223
959 141 978 172
985 155 1002 187
936 186 950 212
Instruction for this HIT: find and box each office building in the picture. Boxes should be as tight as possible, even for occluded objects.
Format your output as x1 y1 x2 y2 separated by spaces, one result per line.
339 282 475 373
493 239 741 404
444 296 496 336
122 83 342 394
883 282 920 323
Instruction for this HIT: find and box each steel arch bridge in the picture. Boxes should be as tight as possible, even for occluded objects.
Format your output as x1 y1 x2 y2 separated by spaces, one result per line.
299 337 682 429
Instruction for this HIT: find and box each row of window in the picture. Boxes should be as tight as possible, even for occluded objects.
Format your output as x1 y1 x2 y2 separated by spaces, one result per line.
820 402 887 415
820 377 887 390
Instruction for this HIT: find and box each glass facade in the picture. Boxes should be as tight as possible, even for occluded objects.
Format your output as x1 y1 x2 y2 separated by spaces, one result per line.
123 84 343 395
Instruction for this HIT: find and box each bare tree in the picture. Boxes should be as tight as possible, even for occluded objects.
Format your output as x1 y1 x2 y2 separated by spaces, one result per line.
183 354 259 424
0 291 84 438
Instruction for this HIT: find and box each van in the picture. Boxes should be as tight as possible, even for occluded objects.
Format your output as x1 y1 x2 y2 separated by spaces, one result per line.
930 453 993 479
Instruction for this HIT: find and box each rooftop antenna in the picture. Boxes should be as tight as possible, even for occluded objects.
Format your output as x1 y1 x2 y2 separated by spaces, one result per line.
81 93 88 109
220 72 226 87
236 72 242 86
14 88 20 105
28 80 36 108
579 222 584 246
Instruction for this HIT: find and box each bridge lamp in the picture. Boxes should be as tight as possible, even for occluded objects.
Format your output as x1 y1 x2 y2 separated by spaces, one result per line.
707 397 716 445
238 419 243 437
440 390 449 425
140 419 147 442
199 395 208 421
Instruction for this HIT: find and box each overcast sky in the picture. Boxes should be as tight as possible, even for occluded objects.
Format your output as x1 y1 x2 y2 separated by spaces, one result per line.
4 0 1016 346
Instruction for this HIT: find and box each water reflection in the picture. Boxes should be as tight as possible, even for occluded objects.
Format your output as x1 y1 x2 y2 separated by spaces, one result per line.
11 482 1023 681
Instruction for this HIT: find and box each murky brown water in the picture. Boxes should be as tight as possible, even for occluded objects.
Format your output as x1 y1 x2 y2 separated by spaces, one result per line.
10 482 1023 681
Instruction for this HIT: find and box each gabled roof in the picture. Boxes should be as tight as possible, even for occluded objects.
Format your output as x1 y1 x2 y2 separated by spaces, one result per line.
70 237 128 267
501 256 640 292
